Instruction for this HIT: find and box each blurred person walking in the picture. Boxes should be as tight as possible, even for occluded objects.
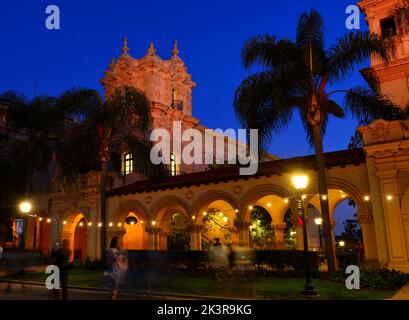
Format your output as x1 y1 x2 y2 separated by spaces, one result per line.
108 237 128 300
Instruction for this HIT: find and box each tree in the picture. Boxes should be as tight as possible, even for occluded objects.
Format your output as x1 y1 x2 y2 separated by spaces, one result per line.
56 86 167 262
249 206 274 249
0 92 63 195
233 9 408 275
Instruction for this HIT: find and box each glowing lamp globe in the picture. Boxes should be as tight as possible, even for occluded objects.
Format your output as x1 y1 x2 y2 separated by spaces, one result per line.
314 217 323 225
292 175 308 190
19 201 32 213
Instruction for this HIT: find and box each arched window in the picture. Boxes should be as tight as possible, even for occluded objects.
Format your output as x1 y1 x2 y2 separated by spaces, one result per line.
122 152 133 175
170 153 177 176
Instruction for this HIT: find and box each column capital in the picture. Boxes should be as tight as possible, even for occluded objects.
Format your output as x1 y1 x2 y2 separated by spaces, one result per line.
187 224 204 233
273 223 287 231
357 212 374 224
145 226 162 234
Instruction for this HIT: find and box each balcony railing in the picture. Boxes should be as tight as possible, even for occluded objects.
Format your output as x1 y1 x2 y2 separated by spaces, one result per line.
171 100 183 111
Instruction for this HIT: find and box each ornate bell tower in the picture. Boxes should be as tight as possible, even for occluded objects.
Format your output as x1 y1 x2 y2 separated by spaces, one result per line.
359 0 409 108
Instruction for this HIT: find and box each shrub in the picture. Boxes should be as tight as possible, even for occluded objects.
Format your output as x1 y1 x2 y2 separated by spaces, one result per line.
334 266 409 290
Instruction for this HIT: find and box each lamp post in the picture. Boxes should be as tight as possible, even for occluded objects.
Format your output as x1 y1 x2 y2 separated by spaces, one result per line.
18 201 32 249
314 217 323 253
292 175 317 296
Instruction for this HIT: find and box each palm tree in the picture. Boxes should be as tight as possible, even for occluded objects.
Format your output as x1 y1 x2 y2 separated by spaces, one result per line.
56 86 166 262
0 92 63 196
233 9 408 275
0 91 63 248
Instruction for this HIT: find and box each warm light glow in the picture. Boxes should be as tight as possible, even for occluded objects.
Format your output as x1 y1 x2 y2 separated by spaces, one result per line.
223 216 228 222
290 231 296 236
63 221 67 225
267 203 271 207
151 221 156 226
203 211 207 216
219 212 223 217
109 222 113 227
387 195 393 201
88 222 92 226
191 215 196 220
364 195 370 202
130 221 135 225
79 222 84 227
117 222 122 227
339 240 345 247
257 219 261 225
19 201 32 213
39 217 43 222
284 198 289 204
47 218 51 223
98 222 102 227
321 195 327 201
248 206 253 210
292 175 308 190
341 194 346 198
140 220 144 224
314 217 323 225
301 194 307 200
235 209 239 213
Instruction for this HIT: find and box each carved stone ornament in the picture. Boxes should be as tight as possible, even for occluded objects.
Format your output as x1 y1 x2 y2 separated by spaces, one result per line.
233 185 242 195
185 191 194 200
369 120 391 143
145 195 153 204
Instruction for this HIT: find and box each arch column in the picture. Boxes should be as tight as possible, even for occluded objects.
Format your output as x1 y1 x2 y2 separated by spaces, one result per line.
189 225 203 250
159 229 169 250
273 223 286 249
358 211 378 262
238 221 250 247
146 226 161 250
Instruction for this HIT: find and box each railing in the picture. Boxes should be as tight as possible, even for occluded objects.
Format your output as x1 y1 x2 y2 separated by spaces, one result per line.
171 100 183 111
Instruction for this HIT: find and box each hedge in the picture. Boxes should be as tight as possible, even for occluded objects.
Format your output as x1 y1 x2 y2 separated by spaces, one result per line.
124 249 319 275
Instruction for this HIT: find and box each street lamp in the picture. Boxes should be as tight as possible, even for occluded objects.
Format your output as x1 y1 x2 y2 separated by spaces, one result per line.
19 201 32 214
292 174 317 296
314 217 323 253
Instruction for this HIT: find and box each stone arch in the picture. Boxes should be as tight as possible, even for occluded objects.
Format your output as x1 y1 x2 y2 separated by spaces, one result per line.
60 208 89 261
306 177 370 217
112 200 148 224
238 184 295 223
191 190 238 224
151 196 192 224
111 200 149 250
150 196 192 250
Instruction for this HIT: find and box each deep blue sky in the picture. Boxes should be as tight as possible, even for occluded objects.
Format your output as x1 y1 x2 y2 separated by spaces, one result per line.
1 0 364 233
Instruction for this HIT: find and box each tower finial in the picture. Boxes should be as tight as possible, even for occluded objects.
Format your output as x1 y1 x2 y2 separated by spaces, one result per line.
122 37 129 54
172 40 179 56
148 42 156 56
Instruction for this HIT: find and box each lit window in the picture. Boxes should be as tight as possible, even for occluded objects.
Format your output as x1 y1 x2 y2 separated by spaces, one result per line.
122 152 133 175
170 153 177 176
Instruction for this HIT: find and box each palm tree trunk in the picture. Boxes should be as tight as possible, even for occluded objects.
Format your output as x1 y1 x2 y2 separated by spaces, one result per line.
312 126 336 276
100 160 108 263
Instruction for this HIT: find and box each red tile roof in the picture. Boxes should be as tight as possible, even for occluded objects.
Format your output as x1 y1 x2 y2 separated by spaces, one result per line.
107 148 365 197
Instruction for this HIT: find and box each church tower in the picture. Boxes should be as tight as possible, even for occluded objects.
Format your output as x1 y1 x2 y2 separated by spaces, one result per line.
359 0 409 108
101 38 198 132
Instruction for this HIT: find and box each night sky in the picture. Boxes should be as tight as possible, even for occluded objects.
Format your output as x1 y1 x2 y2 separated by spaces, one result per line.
0 0 366 233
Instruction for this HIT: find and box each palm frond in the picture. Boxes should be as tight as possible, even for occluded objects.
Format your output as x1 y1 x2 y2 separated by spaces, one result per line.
344 85 408 122
327 31 389 82
241 35 300 71
234 71 294 150
320 99 345 118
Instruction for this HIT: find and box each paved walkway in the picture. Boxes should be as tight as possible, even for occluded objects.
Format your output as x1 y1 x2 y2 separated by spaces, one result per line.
389 283 409 300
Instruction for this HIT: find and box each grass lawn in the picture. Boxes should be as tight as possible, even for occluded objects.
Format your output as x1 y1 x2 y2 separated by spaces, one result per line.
1 270 397 300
